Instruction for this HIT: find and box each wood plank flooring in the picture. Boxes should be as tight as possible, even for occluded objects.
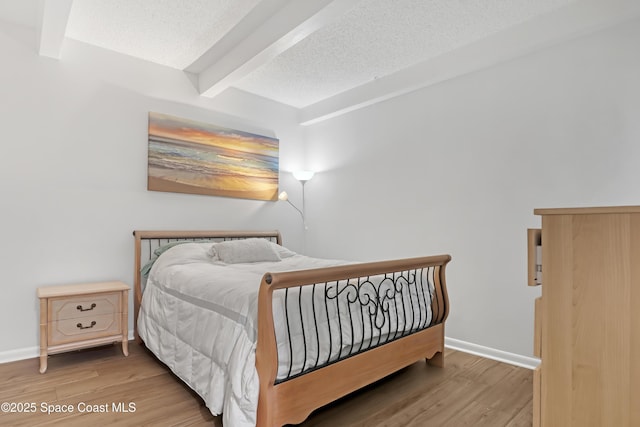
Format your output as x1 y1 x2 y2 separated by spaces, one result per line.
0 342 532 426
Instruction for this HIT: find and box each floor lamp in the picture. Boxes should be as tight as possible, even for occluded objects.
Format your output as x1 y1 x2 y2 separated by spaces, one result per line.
278 170 314 228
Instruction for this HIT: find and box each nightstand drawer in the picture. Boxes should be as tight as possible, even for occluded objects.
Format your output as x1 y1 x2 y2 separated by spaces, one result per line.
50 292 121 321
49 313 121 345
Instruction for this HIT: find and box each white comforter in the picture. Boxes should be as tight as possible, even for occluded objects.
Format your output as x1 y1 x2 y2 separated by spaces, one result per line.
138 243 349 427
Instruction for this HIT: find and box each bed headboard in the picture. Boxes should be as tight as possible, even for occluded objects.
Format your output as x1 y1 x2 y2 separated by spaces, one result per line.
132 230 282 341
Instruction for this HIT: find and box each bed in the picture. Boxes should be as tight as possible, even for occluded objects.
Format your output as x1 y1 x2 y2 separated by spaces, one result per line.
133 230 450 426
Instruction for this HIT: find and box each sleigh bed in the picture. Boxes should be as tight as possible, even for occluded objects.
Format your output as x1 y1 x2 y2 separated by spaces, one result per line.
133 230 451 426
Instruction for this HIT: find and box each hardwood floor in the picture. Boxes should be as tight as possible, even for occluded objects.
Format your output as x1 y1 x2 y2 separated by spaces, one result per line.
0 342 532 426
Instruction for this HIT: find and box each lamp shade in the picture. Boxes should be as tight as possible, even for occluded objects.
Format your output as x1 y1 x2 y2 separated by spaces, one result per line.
292 170 315 182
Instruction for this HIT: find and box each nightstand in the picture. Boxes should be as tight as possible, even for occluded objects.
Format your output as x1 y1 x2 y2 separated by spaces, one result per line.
37 281 129 373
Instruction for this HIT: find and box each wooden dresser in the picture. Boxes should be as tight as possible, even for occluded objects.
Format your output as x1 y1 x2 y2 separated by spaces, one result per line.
37 281 129 373
529 206 640 426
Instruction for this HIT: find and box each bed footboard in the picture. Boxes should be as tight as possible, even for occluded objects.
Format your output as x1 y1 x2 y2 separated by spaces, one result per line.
133 230 450 426
256 255 451 426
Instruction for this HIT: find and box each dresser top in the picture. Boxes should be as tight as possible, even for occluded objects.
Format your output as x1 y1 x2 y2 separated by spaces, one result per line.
534 205 640 215
37 281 129 298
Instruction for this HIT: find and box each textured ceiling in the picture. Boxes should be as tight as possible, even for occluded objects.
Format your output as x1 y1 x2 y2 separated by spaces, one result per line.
62 0 578 108
235 0 576 107
7 0 638 122
65 0 262 69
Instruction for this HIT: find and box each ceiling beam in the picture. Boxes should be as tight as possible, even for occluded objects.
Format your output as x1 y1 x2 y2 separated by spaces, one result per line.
185 0 289 75
193 0 359 98
299 0 640 125
37 0 73 59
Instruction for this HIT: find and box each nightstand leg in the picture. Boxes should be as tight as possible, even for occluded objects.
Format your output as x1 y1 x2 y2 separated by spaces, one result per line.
39 299 48 373
121 289 129 356
39 354 48 374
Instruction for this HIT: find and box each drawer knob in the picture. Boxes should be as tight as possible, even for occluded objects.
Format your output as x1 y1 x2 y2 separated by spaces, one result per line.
76 303 96 312
76 321 97 330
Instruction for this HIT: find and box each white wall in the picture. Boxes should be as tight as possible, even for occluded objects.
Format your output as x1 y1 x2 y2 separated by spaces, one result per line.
0 20 306 356
303 18 640 357
2 13 639 363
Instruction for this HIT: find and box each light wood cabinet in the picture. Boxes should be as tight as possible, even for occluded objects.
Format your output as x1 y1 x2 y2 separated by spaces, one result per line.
531 206 640 426
37 281 129 373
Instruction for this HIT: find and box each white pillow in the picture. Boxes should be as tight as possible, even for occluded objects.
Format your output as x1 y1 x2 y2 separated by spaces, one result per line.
272 243 297 259
209 238 282 264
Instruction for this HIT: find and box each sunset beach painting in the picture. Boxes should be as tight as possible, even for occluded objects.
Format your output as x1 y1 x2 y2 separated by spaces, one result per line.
148 112 279 201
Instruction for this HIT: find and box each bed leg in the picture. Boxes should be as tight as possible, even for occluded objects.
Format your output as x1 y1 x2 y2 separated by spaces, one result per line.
426 351 444 368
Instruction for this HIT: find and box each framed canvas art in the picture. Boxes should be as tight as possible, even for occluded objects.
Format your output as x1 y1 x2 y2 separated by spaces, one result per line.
148 112 279 201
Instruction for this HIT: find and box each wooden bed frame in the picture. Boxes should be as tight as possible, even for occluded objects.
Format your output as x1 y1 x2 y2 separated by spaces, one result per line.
133 230 451 426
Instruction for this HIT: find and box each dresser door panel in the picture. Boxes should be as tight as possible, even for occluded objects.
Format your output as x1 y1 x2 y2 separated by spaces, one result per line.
541 212 640 426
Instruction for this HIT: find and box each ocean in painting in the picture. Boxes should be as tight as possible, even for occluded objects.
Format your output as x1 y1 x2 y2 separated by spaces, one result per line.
147 112 279 201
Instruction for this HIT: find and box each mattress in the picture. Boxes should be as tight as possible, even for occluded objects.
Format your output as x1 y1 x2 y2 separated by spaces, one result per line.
138 241 434 426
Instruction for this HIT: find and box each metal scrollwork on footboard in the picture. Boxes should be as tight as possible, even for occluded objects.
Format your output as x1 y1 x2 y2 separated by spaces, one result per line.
262 257 449 385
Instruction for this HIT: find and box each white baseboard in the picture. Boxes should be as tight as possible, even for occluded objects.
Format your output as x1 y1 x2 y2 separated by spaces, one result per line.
1 332 538 369
445 337 540 370
0 330 136 365
0 346 39 364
